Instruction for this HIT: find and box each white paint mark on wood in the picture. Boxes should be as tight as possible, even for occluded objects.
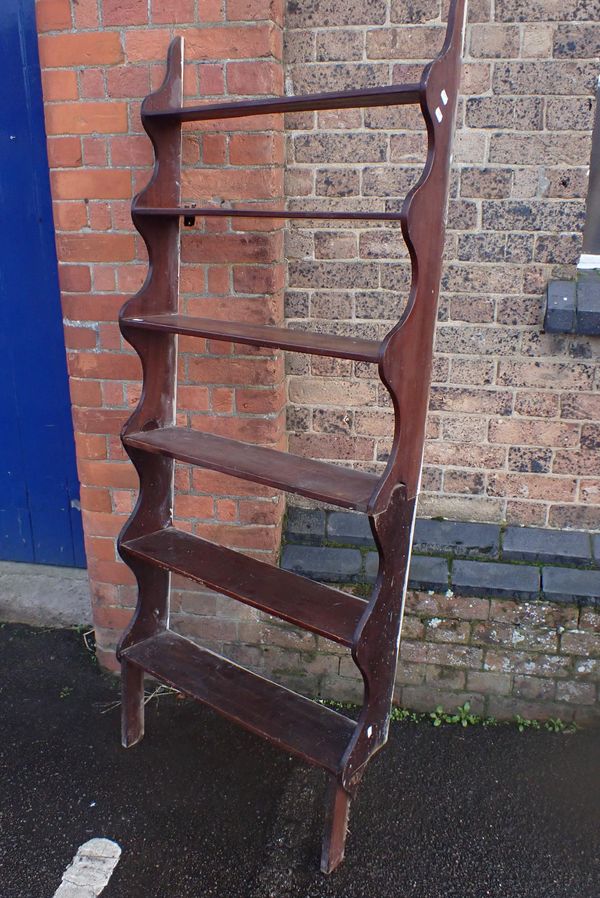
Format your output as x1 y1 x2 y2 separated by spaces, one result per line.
53 839 121 898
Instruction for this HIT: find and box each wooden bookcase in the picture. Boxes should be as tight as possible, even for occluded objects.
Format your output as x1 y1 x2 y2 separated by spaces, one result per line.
116 0 465 873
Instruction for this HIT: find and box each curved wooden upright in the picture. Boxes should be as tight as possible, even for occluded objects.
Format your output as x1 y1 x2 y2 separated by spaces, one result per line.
116 1 465 874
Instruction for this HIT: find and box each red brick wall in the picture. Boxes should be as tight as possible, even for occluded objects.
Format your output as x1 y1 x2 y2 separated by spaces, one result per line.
36 0 286 668
37 1 599 692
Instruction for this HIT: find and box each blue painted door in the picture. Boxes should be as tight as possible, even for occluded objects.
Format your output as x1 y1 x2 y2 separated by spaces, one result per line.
0 0 85 566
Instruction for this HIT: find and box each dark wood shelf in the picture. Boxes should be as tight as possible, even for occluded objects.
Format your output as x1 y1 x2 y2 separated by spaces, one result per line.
133 206 404 222
122 630 356 772
143 83 421 123
123 427 380 511
118 3 466 868
121 314 381 363
121 527 367 646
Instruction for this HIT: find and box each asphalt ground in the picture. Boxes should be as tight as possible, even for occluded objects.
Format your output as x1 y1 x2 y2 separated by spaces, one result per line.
1 624 598 898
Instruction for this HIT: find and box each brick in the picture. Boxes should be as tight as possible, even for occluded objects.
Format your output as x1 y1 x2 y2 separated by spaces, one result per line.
229 134 283 166
549 505 600 531
472 621 557 653
407 591 489 621
424 666 466 690
366 26 444 60
546 98 594 132
489 419 579 449
484 651 571 678
487 473 577 503
280 545 362 582
293 62 388 95
493 61 597 96
317 232 358 260
289 432 373 461
51 170 131 201
401 641 484 669
488 696 574 723
294 133 387 165
47 137 83 168
429 387 512 416
553 24 600 59
390 0 440 23
36 0 72 30
555 681 597 704
424 618 470 644
227 0 282 21
103 0 148 24
452 560 540 601
182 233 282 265
561 629 600 657
39 33 123 67
469 24 520 58
482 201 585 233
124 29 171 62
41 69 79 102
490 134 590 167
45 103 128 135
466 670 511 695
503 527 591 565
288 377 376 407
513 675 555 701
542 568 600 607
315 31 363 63
106 66 151 99
57 234 135 263
287 0 387 27
151 0 195 23
227 61 283 96
183 24 281 61
499 360 593 390
182 168 280 201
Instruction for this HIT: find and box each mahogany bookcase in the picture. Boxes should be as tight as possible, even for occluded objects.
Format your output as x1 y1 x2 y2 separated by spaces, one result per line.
116 0 465 873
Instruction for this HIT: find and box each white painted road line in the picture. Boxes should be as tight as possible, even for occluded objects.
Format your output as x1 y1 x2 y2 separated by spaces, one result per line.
52 839 121 898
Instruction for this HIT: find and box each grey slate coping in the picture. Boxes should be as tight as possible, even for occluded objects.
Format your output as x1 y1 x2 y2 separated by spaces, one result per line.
365 553 449 590
364 552 379 583
413 519 500 558
408 555 450 592
452 560 540 601
503 526 592 565
281 544 362 583
542 567 600 606
281 508 600 605
285 507 326 545
327 511 374 546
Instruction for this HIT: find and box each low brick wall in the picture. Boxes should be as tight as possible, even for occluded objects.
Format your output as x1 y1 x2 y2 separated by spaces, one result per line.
209 589 599 726
243 509 599 724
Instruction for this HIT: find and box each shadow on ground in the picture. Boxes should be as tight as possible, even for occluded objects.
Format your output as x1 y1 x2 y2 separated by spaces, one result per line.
0 624 598 898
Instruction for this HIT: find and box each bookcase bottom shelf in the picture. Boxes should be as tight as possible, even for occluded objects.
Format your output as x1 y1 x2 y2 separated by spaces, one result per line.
121 630 356 773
